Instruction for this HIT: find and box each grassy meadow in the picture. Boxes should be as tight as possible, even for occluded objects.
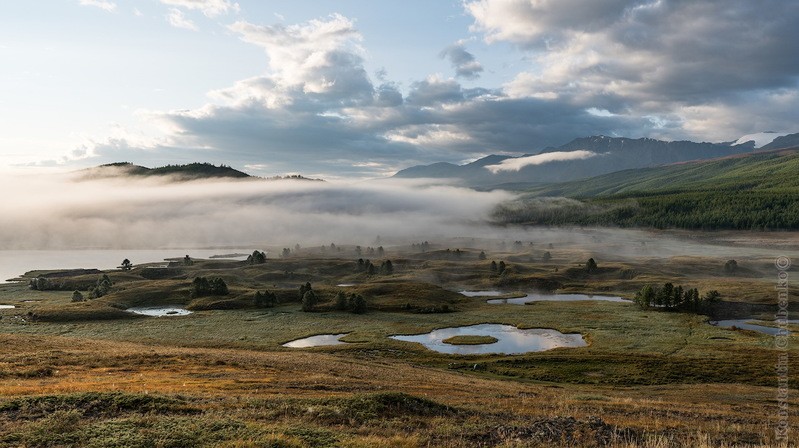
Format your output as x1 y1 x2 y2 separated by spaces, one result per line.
0 235 796 447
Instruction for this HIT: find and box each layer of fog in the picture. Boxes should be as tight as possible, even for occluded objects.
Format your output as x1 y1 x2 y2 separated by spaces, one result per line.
0 171 513 249
2 170 797 263
485 150 599 173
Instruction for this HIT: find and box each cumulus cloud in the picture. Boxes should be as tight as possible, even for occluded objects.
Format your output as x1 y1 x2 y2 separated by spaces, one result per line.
166 8 198 31
159 0 239 17
0 172 513 249
79 0 116 12
440 41 484 79
485 150 599 173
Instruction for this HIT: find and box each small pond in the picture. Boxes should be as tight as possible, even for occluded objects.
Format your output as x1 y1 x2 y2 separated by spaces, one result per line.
126 306 192 317
487 292 628 304
336 283 357 287
0 305 15 309
283 333 349 348
390 323 586 355
711 319 799 336
459 290 504 297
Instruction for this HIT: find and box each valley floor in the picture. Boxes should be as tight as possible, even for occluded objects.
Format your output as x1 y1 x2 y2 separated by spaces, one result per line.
0 231 797 447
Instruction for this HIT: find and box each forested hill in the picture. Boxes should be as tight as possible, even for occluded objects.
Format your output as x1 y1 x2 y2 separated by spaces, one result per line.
89 162 252 180
493 148 799 230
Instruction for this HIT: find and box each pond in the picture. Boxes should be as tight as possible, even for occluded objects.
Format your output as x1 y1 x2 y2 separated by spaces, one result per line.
126 306 192 317
390 323 586 355
710 319 799 336
459 290 504 297
486 292 628 304
0 305 15 309
336 283 357 287
283 333 349 348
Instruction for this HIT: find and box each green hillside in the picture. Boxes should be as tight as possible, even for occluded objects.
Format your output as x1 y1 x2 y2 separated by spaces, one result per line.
528 148 799 197
494 148 799 230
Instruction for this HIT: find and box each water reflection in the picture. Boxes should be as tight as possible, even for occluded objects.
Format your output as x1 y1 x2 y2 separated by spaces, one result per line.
126 306 192 317
391 323 586 355
487 292 628 304
283 333 349 348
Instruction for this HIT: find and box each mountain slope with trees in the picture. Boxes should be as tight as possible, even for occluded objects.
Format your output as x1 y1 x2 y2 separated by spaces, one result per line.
81 162 252 180
493 147 799 230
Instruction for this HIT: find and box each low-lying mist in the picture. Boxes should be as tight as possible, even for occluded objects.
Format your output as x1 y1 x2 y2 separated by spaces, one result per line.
0 171 515 249
3 169 794 262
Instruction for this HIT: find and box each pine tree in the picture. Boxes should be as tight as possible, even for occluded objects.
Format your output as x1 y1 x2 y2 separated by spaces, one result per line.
301 290 317 312
350 294 367 314
335 292 348 310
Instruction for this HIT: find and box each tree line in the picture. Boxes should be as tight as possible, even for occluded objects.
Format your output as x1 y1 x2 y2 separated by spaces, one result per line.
633 282 721 311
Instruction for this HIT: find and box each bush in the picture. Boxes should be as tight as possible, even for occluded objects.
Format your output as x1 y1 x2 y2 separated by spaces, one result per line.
71 291 85 302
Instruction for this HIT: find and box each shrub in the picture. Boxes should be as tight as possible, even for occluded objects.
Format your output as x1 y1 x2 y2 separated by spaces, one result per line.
71 291 85 302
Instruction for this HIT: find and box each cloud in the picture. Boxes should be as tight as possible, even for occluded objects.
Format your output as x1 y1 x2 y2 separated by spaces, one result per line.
68 7 799 178
158 0 239 17
0 172 513 249
79 0 116 12
226 14 368 101
440 41 484 79
466 0 799 140
166 8 198 31
485 150 599 173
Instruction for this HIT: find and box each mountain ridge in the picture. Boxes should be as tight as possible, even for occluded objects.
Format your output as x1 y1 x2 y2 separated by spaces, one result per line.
395 133 799 188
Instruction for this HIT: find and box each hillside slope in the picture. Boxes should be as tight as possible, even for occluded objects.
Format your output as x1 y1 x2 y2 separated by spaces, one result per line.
494 148 799 230
528 148 799 197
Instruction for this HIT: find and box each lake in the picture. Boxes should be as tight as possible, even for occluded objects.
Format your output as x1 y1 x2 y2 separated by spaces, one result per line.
0 249 253 283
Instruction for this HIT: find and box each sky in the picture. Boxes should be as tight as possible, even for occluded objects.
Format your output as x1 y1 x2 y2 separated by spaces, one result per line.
2 0 798 178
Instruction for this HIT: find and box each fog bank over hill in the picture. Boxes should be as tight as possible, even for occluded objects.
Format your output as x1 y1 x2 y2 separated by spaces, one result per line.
0 171 512 250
